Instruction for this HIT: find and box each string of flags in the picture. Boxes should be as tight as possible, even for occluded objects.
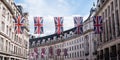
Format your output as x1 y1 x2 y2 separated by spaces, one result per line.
14 16 103 34
29 47 68 59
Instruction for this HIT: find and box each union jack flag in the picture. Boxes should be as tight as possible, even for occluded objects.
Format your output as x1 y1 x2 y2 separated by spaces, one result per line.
74 17 83 34
29 52 34 60
54 17 63 34
56 49 61 56
93 16 103 34
41 48 45 58
34 17 43 34
64 48 68 56
15 16 25 34
34 48 39 59
49 46 53 57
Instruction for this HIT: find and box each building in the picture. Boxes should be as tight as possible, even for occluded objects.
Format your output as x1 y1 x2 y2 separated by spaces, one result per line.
0 0 29 60
29 28 86 60
95 0 120 60
29 10 97 60
83 13 97 60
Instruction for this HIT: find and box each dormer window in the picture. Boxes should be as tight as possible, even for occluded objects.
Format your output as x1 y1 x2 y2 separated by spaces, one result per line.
70 31 73 36
67 34 70 38
42 39 45 43
64 33 67 39
48 38 50 41
32 41 35 46
60 35 63 39
53 36 57 40
58 37 61 40
37 40 40 45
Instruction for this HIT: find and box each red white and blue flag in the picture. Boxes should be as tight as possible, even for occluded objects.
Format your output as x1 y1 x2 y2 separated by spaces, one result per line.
54 17 63 34
34 17 43 34
74 17 83 34
56 49 61 56
41 48 45 58
93 16 103 34
34 48 39 59
15 16 25 34
64 48 68 56
49 46 53 57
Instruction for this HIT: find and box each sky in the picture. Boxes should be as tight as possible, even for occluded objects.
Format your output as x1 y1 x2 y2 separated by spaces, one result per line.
14 0 97 37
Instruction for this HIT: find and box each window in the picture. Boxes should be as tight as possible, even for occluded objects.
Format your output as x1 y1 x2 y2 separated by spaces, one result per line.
14 46 16 54
37 40 40 46
72 53 74 58
9 29 11 37
70 53 71 58
32 41 35 46
80 51 81 57
115 10 120 36
72 46 74 50
112 13 116 38
80 44 81 48
77 45 79 49
82 43 84 48
106 20 109 41
1 22 5 32
0 37 4 51
103 23 106 42
7 13 9 21
75 52 76 58
102 12 104 20
9 42 10 52
82 51 84 56
77 52 79 57
108 6 110 16
69 47 71 51
6 40 8 52
6 26 8 35
119 0 120 9
105 9 107 17
2 7 6 17
115 0 118 7
108 17 112 40
11 44 13 53
111 2 114 11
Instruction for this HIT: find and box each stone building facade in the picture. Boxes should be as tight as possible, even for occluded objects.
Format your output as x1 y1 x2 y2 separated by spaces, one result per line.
0 0 29 60
29 12 96 60
29 29 85 60
95 0 120 60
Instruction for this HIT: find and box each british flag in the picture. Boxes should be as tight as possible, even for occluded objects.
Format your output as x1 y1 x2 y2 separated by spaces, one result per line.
34 48 39 59
64 48 68 56
15 16 25 34
93 16 103 34
34 17 43 34
49 46 53 57
54 17 63 34
56 49 61 56
74 17 83 34
41 48 45 58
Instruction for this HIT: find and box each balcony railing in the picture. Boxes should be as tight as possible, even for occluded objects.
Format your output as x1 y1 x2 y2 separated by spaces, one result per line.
30 34 81 48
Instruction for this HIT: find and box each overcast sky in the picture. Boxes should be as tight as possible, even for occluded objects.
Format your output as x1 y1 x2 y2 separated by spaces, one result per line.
15 0 97 37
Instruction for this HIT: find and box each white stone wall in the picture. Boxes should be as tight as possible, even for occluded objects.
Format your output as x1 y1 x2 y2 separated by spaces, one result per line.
0 0 29 60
